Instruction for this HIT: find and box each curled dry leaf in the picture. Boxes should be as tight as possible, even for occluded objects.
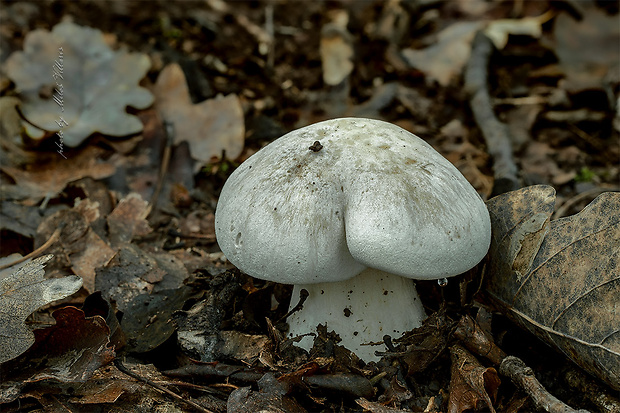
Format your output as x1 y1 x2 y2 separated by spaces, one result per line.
0 255 82 363
153 63 245 167
448 345 500 413
485 185 620 390
5 21 153 146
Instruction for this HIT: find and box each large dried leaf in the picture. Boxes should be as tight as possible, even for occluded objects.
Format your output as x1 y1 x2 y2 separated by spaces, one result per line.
0 255 82 363
5 21 153 146
485 185 619 390
153 63 245 167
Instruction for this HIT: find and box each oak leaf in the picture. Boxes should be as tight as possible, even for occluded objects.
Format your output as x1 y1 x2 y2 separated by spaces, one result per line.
5 21 153 146
153 63 245 168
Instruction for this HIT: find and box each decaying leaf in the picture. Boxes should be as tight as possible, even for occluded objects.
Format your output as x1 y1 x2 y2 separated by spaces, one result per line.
36 201 116 293
215 330 270 363
227 372 307 413
448 345 500 413
106 192 152 246
120 286 193 354
2 306 115 383
402 21 482 86
1 146 116 203
553 8 620 92
485 185 620 390
5 21 153 146
153 63 245 167
0 255 82 363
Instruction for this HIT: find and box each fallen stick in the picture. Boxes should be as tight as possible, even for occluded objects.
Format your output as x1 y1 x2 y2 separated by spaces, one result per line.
464 32 520 196
455 315 589 413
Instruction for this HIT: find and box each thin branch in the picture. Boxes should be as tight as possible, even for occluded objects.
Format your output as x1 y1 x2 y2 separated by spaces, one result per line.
114 358 215 413
0 228 61 271
465 31 520 196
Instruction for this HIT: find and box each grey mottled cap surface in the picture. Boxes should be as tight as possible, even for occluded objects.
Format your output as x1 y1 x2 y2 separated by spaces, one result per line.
215 118 491 284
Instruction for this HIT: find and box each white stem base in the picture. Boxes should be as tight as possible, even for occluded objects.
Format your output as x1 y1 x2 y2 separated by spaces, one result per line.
286 268 426 362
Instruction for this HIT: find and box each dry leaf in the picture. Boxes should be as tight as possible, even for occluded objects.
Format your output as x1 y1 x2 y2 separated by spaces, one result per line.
216 330 270 363
320 11 354 86
227 373 307 413
402 13 552 86
402 22 482 86
553 8 620 92
1 146 115 203
485 185 620 391
153 63 245 167
5 21 153 147
4 306 114 382
36 203 116 293
120 286 193 354
448 345 500 413
106 192 152 246
484 12 551 50
0 255 82 363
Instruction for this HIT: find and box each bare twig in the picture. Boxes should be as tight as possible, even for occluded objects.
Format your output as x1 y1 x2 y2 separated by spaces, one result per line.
455 315 589 413
500 356 589 413
465 31 520 196
114 358 214 413
0 228 61 271
148 120 174 215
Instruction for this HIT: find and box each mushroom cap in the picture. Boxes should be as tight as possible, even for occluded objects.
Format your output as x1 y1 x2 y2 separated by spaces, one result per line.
215 118 491 284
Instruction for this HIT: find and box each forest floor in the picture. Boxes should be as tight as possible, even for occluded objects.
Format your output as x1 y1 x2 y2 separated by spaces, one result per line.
0 1 618 412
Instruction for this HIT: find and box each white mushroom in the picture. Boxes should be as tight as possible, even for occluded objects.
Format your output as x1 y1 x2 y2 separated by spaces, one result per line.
215 118 491 361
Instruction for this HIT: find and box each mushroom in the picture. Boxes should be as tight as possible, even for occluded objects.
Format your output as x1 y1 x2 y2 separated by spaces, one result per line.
215 118 491 361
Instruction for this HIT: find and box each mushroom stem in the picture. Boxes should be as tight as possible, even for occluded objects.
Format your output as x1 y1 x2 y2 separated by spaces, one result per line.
286 268 426 362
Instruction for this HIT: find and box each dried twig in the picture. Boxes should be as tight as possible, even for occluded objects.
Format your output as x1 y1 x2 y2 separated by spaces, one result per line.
455 315 589 413
500 356 589 413
465 32 520 196
148 120 174 216
0 228 61 271
114 358 215 413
